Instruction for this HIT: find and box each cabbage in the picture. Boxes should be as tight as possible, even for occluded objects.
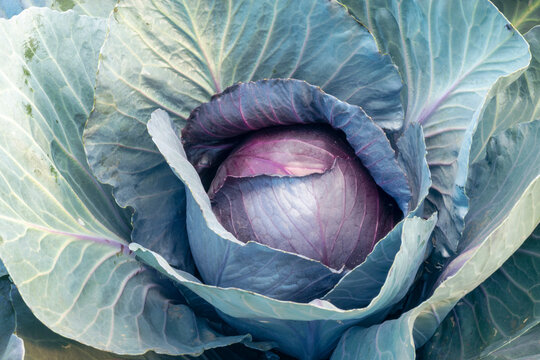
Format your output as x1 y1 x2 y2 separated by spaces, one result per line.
0 1 538 359
208 125 401 272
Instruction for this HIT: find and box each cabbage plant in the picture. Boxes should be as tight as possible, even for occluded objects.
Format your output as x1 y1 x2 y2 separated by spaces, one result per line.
0 0 538 359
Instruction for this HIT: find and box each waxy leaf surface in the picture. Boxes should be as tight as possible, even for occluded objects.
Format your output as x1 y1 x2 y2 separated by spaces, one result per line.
0 8 248 356
84 0 404 272
331 120 540 359
132 109 437 359
342 0 531 254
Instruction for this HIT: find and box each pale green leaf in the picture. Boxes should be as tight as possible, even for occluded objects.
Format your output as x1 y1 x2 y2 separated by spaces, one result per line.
342 0 531 253
0 0 116 18
470 26 540 163
1 335 24 360
0 8 247 355
331 120 540 359
417 226 540 359
491 0 540 34
488 324 540 360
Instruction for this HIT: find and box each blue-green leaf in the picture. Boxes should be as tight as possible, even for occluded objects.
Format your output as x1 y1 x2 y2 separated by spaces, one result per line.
330 179 538 360
0 0 116 18
488 324 540 360
396 124 431 214
49 0 117 17
491 0 540 34
416 120 540 348
84 0 404 272
133 107 438 359
459 122 540 252
417 225 540 359
330 315 414 360
323 215 435 312
0 278 15 360
413 30 540 358
0 260 6 278
0 8 247 355
331 121 540 359
470 26 540 163
0 0 48 18
1 335 24 360
9 286 265 360
342 0 531 254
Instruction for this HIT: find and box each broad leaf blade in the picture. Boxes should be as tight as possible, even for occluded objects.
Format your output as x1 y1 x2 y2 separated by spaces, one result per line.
343 0 531 254
0 0 48 18
418 226 540 359
0 2 131 239
470 26 540 163
1 335 24 360
136 109 438 358
0 260 6 278
488 324 540 360
131 205 435 360
84 0 404 270
0 0 116 18
50 0 117 17
331 121 540 359
415 121 540 347
330 315 414 360
331 177 539 360
396 124 431 213
0 278 15 359
0 8 247 355
323 215 435 312
460 119 540 253
491 0 540 34
10 287 265 360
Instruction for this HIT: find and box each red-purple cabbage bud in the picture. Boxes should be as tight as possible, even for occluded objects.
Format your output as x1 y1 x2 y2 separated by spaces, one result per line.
209 126 401 270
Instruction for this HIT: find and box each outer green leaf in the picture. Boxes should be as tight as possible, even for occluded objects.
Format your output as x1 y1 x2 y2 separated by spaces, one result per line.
0 0 48 18
0 278 15 359
322 215 435 311
488 324 540 360
331 176 539 360
330 315 413 360
50 0 117 17
10 287 265 360
0 8 247 355
459 121 540 252
0 2 131 240
415 120 540 347
342 0 531 254
330 121 540 359
0 0 116 18
84 0 404 271
131 207 434 359
1 335 24 360
470 26 540 163
491 0 540 34
417 226 540 359
0 260 6 278
413 31 540 357
127 109 436 359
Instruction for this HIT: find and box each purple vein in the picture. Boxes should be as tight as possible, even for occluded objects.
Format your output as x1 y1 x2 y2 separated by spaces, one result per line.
30 223 131 254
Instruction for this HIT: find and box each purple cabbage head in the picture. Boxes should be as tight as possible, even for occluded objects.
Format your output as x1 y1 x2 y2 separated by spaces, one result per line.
209 125 402 270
